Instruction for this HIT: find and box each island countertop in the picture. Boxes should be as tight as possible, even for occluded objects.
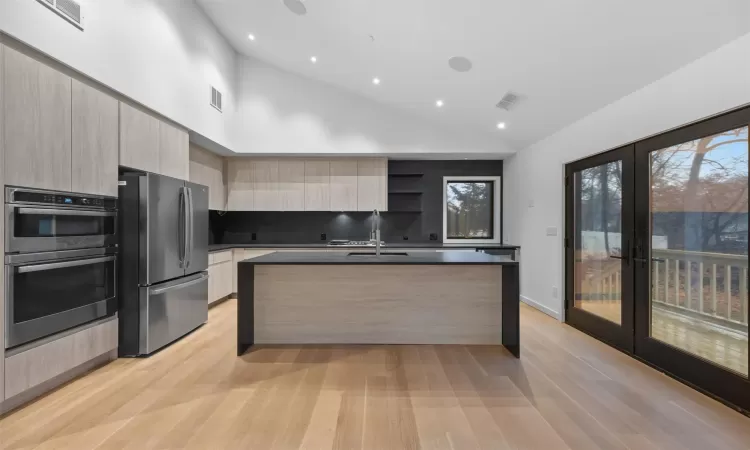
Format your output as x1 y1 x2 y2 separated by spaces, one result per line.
238 251 518 265
237 250 520 358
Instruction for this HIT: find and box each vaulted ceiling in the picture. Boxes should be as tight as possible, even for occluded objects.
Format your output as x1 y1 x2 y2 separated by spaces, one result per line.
198 0 750 149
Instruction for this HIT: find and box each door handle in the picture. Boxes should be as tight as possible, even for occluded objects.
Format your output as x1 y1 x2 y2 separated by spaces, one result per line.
178 188 186 267
607 240 629 264
185 187 193 269
17 207 115 217
17 256 115 273
149 272 208 295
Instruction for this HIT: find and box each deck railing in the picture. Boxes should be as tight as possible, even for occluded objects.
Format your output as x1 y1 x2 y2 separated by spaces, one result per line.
583 249 749 330
651 249 748 329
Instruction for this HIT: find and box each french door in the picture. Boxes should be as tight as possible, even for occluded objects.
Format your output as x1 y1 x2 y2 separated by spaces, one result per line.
565 146 635 352
566 106 750 412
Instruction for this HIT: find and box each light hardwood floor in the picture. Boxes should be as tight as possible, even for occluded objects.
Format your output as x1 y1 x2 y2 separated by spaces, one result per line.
1 300 749 450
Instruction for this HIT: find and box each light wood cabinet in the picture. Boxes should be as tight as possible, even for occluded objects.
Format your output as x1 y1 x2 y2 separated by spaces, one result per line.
226 159 254 210
329 159 358 211
278 159 305 211
357 158 388 211
224 157 388 211
119 102 159 173
208 250 233 305
71 79 119 197
4 318 117 399
189 144 226 210
304 160 330 211
251 160 279 211
3 46 72 191
158 121 189 180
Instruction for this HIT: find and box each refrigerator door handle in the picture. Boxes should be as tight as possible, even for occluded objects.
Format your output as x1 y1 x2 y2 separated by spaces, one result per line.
186 186 194 269
148 272 208 295
178 186 189 268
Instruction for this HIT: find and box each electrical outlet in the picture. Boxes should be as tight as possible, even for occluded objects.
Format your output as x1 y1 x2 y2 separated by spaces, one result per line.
403 236 409 240
429 233 438 241
546 226 558 236
251 233 257 241
320 233 327 241
552 286 558 298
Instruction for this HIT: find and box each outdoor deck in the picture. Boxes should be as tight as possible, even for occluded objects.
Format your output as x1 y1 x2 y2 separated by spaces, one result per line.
578 300 748 376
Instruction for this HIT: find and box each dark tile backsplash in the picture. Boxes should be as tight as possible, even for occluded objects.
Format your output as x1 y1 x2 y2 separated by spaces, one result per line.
209 159 502 245
210 211 426 244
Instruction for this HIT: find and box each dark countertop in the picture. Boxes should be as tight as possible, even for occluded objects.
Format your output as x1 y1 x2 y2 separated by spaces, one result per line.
209 243 520 252
238 251 517 265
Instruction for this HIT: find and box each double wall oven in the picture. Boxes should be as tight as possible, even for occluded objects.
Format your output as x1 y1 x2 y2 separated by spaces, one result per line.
5 187 118 349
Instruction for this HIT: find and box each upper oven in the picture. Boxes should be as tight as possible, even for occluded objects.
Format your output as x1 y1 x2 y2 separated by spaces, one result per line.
5 187 117 254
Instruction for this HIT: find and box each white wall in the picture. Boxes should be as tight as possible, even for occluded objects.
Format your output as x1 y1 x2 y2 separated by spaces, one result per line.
234 58 513 157
504 32 750 319
0 0 237 151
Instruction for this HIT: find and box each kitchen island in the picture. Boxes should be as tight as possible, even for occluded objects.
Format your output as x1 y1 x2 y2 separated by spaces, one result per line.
237 251 520 357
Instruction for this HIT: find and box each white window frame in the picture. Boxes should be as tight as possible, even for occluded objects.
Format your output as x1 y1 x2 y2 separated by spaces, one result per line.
443 176 501 245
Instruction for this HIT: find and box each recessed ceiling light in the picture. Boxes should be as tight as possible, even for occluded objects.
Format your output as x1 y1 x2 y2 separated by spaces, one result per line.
435 100 444 107
372 77 381 85
284 0 307 15
247 33 256 41
310 56 317 63
496 122 506 130
448 56 472 72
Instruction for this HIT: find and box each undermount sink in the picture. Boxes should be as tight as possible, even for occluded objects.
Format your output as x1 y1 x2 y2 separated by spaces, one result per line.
347 252 409 256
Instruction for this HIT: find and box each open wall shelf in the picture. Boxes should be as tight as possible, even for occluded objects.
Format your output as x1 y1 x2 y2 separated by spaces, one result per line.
388 173 424 177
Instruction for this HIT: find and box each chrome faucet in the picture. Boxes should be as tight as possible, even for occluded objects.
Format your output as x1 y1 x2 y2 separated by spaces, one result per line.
371 209 381 256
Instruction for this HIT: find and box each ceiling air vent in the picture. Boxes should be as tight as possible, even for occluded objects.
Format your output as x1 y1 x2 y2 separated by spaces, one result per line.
36 0 83 30
495 91 520 111
210 86 223 112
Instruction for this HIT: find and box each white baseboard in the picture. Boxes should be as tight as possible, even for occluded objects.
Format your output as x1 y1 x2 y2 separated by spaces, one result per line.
521 295 563 321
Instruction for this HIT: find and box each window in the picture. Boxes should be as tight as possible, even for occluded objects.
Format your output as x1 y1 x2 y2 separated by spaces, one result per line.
443 176 501 244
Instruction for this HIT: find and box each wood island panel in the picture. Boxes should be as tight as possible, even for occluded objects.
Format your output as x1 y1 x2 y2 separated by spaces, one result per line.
253 264 502 345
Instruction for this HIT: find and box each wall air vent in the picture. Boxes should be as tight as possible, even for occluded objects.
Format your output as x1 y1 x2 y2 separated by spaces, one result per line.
495 91 520 111
36 0 83 30
210 86 223 112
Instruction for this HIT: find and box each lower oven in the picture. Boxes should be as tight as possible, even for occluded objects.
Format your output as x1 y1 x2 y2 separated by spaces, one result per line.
5 247 117 349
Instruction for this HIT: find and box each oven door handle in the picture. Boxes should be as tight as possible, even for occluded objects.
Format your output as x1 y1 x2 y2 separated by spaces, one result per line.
17 256 116 273
17 207 116 217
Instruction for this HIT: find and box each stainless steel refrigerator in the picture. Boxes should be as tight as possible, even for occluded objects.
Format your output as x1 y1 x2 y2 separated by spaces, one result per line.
118 172 209 356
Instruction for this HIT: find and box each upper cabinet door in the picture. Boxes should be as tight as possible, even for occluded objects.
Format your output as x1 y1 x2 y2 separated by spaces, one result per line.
330 159 358 211
159 121 189 180
119 102 159 173
251 159 279 211
189 144 226 210
71 79 118 197
357 158 388 211
3 47 72 191
278 159 305 211
226 159 254 211
304 160 330 211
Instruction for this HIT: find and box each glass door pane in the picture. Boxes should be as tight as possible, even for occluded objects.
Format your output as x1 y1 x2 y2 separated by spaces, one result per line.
574 161 624 324
648 126 748 377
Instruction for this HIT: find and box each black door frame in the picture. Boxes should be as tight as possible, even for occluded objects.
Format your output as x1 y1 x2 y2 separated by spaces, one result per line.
565 145 635 353
632 106 750 412
565 105 750 414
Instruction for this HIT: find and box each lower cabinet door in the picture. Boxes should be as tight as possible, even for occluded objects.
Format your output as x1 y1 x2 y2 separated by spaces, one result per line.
208 261 233 304
4 318 117 399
